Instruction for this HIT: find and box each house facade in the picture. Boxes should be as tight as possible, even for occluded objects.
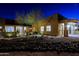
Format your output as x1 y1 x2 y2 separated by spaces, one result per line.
32 13 79 37
0 13 79 37
0 18 32 37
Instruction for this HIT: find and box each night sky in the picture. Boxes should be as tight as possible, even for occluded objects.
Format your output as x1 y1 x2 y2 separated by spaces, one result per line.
0 3 79 20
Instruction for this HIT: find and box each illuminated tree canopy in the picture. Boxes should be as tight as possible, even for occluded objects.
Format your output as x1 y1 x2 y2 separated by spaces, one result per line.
16 10 44 25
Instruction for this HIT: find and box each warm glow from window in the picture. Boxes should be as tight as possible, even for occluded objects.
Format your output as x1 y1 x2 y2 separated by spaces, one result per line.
46 25 51 31
16 26 23 33
24 27 26 30
5 26 14 32
16 26 23 36
0 26 2 29
40 26 44 32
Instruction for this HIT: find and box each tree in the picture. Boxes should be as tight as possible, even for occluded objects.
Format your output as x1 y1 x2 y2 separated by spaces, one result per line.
27 12 36 25
15 13 24 24
15 10 44 25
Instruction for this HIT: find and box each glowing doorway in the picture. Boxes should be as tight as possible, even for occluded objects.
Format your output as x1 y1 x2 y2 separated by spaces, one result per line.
67 22 79 37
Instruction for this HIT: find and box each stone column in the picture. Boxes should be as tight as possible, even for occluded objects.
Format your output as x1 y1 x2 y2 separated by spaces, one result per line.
14 25 16 37
64 20 68 37
2 25 5 37
22 26 24 36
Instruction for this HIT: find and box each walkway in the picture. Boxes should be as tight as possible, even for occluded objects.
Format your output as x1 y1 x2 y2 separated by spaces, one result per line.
69 34 79 38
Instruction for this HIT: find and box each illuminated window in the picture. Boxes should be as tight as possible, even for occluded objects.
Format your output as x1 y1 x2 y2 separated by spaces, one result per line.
0 26 2 29
40 26 44 32
46 25 51 31
5 26 14 32
16 26 23 33
16 26 23 36
24 27 26 30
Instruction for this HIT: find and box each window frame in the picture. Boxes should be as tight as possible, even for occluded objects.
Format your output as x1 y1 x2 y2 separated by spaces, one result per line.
46 25 51 32
40 26 44 32
5 26 14 32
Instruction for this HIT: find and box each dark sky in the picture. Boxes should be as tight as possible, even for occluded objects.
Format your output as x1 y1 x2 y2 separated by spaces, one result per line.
0 3 79 20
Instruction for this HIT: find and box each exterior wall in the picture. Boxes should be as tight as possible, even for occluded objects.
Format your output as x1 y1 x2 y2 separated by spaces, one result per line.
32 20 48 34
44 19 59 36
33 18 59 36
33 19 79 36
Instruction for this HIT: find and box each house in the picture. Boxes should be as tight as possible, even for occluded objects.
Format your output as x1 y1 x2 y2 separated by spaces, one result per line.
0 18 32 37
32 13 79 37
0 13 79 38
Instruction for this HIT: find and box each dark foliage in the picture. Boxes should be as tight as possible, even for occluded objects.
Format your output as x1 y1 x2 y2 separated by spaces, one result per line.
0 37 79 52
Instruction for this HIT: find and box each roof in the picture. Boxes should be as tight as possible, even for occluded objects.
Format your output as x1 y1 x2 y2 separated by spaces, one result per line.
48 13 67 21
4 19 17 25
0 17 32 26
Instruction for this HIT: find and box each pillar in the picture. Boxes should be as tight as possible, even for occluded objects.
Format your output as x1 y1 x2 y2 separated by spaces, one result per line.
64 20 68 37
2 25 5 37
14 25 16 37
22 26 24 36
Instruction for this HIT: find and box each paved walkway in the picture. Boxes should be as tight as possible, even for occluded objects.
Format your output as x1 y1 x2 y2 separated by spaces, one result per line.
69 34 79 38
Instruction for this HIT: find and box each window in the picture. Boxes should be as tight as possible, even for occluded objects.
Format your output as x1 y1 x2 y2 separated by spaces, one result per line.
24 27 26 30
16 26 23 33
5 26 14 32
40 26 44 32
0 26 2 29
46 25 51 31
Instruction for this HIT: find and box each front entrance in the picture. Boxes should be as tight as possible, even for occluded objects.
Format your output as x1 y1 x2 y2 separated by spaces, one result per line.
67 22 75 35
59 22 79 37
67 22 79 37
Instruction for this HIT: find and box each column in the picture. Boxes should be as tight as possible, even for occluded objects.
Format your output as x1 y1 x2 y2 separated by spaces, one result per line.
64 20 68 37
2 25 5 37
14 25 16 37
22 26 24 36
